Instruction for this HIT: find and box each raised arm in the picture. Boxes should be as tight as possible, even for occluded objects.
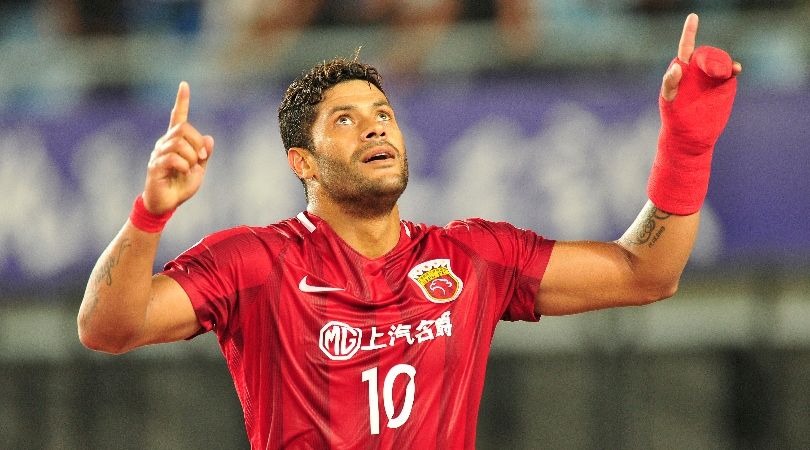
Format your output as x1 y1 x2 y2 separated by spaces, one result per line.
77 82 215 353
536 14 740 316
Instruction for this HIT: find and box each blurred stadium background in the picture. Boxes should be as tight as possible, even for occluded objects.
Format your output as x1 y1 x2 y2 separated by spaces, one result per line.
1 0 809 448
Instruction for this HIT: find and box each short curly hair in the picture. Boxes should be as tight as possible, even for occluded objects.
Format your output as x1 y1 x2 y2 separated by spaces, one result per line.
278 52 385 153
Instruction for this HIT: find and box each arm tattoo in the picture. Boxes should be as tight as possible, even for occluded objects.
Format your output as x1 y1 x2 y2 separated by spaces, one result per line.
625 205 671 248
82 239 132 326
90 238 132 290
83 239 132 321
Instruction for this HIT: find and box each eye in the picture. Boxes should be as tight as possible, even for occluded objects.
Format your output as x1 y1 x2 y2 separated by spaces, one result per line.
336 115 353 125
377 111 392 121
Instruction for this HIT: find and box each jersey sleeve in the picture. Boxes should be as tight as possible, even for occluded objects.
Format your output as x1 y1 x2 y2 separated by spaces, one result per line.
446 219 555 322
160 226 258 337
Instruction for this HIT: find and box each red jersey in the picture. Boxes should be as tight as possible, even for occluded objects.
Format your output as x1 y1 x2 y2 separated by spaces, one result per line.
162 212 554 449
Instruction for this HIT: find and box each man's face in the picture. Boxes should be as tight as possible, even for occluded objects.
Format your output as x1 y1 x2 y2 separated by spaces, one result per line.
308 79 408 214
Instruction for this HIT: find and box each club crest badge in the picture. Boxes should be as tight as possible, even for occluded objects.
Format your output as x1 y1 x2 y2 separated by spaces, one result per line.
408 259 464 303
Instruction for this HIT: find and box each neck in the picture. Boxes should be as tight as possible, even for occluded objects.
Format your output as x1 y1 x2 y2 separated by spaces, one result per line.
308 200 402 259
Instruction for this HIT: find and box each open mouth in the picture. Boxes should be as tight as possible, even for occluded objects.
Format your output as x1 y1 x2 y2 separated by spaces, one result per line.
364 152 394 163
362 146 396 163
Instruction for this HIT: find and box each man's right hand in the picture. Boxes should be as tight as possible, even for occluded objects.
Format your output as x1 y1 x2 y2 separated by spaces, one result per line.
143 82 215 214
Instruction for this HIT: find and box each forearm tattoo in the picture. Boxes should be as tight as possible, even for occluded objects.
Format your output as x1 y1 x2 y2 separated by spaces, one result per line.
625 205 671 248
84 238 131 319
94 238 132 287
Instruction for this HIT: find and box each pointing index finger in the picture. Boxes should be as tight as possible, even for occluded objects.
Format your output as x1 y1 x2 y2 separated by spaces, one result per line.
169 81 190 130
678 13 699 63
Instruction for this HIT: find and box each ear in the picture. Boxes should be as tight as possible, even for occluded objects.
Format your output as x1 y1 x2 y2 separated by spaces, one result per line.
287 147 316 180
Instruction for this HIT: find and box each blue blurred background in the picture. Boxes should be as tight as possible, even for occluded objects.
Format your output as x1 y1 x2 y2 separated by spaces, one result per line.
0 1 808 449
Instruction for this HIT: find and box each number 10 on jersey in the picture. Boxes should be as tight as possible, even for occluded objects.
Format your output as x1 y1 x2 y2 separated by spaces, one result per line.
361 364 416 435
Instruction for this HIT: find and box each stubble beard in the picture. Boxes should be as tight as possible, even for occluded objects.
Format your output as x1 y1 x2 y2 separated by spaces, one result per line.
312 146 409 219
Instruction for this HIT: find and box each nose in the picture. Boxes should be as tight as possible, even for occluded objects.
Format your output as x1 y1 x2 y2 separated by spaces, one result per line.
362 120 386 141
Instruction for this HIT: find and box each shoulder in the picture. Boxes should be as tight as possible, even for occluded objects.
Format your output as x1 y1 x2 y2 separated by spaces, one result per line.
435 218 552 261
441 218 532 239
183 217 309 257
165 216 309 282
401 218 537 242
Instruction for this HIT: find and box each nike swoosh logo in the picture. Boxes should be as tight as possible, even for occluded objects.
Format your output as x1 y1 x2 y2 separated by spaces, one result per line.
298 276 345 293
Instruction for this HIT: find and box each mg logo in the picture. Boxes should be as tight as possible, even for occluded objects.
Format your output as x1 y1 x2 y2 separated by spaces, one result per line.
319 321 363 360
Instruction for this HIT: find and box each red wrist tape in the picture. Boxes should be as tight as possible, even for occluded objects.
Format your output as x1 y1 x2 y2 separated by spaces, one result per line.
129 195 174 233
647 46 737 215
